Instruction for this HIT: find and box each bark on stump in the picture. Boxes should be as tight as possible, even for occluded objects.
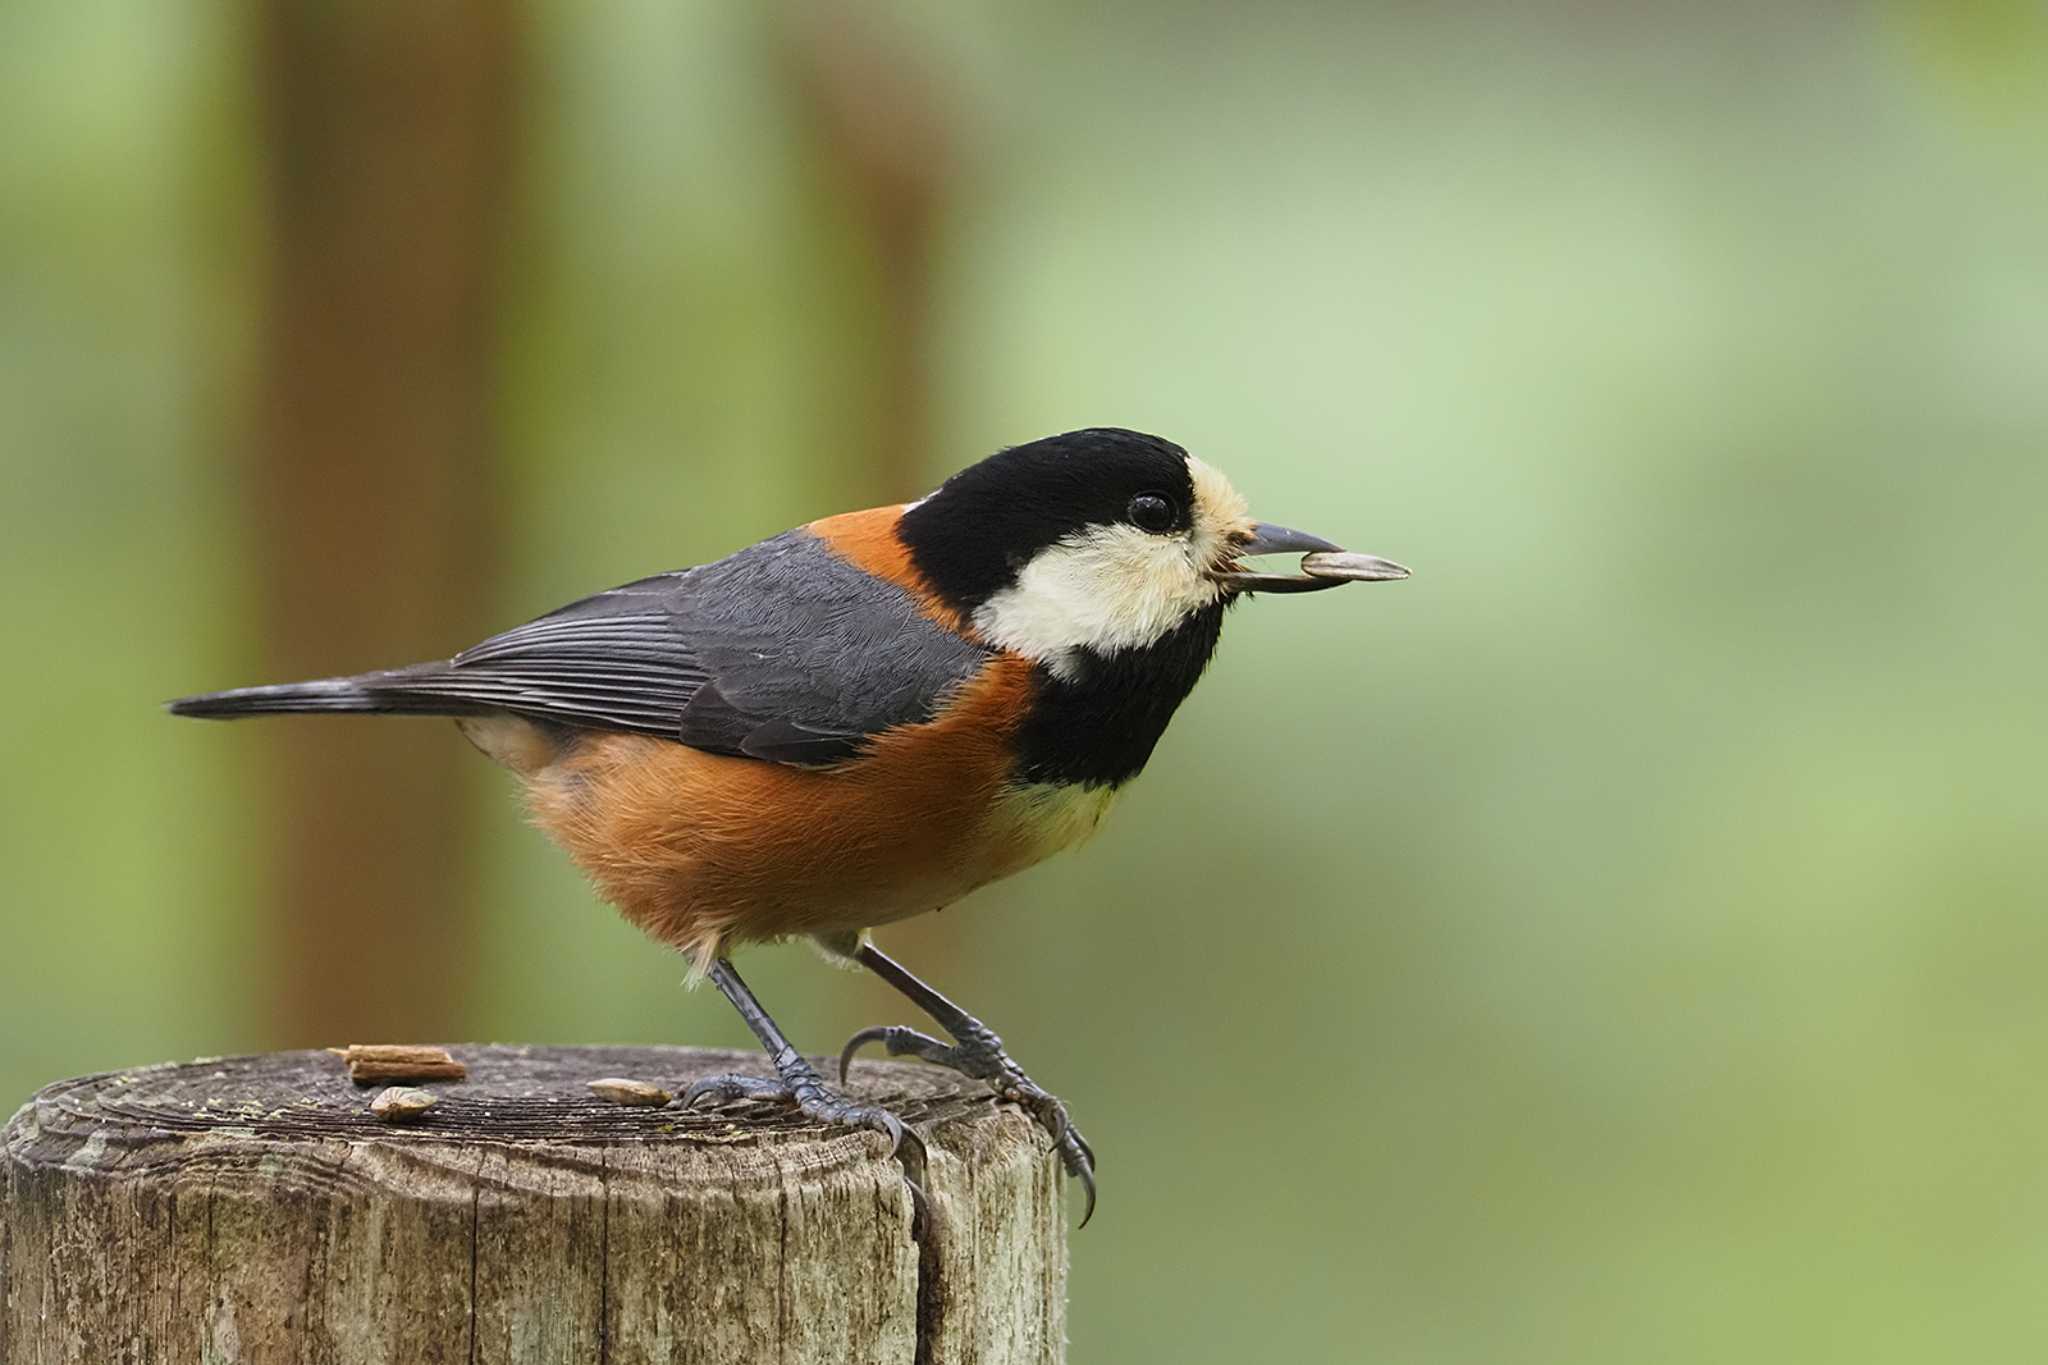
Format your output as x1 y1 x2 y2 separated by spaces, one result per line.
0 1045 1066 1363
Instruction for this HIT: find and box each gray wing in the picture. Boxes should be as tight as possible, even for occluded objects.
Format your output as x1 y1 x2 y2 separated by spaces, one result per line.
437 530 991 765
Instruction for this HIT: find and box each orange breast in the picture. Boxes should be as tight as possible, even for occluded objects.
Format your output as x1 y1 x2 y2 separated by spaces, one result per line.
521 653 1092 968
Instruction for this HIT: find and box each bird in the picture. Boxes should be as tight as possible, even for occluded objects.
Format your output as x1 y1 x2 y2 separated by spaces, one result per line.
169 427 1408 1223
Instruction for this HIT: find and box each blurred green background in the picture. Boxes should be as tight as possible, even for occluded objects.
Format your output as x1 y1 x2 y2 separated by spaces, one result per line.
4 2 2047 1360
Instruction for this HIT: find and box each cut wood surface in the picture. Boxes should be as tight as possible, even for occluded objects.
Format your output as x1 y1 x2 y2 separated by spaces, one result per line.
0 1045 1066 1364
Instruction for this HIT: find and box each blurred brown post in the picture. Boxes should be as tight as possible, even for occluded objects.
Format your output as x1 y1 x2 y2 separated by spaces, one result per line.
775 3 980 996
776 1 955 505
248 2 521 1044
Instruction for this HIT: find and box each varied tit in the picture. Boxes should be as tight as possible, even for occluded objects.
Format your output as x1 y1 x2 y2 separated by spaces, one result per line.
170 427 1408 1222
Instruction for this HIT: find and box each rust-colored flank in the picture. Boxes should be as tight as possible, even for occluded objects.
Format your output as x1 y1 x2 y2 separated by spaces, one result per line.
525 653 1042 971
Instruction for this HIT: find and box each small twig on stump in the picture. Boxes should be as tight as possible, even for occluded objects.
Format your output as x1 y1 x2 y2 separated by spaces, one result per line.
587 1076 673 1106
329 1042 467 1084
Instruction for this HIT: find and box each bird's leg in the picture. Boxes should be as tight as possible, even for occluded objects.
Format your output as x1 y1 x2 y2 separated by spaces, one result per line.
682 955 926 1191
837 940 1096 1224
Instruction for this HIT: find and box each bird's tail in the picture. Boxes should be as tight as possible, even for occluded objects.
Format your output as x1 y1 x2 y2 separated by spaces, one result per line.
166 667 481 720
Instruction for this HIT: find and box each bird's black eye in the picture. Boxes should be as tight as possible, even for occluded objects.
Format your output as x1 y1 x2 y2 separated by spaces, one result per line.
1127 492 1177 534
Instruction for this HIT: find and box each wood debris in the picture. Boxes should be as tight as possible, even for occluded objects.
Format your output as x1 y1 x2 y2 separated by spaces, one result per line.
331 1044 467 1086
588 1077 674 1107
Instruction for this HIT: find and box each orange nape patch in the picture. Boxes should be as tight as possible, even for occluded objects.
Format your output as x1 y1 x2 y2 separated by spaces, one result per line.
805 505 968 632
522 654 1069 970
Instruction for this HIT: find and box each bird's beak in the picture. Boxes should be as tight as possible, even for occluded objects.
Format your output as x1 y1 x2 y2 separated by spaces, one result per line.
1209 522 1411 594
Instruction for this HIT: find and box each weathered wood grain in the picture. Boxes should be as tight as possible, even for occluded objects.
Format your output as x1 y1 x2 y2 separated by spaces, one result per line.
0 1045 1066 1363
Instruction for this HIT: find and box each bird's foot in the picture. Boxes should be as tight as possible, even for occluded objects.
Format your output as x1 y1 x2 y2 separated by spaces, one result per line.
840 1019 1096 1226
682 1048 927 1215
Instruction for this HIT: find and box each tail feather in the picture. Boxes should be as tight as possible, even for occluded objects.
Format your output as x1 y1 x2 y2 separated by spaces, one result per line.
166 668 480 720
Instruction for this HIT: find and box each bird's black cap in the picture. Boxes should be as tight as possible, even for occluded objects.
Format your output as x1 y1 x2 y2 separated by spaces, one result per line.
898 428 1196 613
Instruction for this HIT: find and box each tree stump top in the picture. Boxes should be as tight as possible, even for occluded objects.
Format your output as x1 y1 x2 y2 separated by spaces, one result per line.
8 1043 994 1156
2 1045 1067 1364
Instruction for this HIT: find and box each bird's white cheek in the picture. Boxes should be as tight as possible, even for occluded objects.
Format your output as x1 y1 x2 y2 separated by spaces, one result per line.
971 527 1220 673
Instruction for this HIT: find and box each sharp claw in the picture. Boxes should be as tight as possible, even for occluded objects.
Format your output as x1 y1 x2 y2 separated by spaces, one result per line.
874 1111 905 1158
839 1013 1098 1224
841 1022 972 1078
1037 1099 1070 1150
681 1076 776 1110
682 1066 934 1234
870 1114 929 1234
838 1026 892 1082
904 1168 929 1234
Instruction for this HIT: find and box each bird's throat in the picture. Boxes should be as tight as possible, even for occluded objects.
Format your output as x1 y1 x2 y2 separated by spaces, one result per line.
1009 602 1226 789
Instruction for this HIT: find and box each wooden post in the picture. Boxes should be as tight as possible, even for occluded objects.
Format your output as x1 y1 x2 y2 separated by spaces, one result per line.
0 1046 1066 1363
246 0 520 1048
